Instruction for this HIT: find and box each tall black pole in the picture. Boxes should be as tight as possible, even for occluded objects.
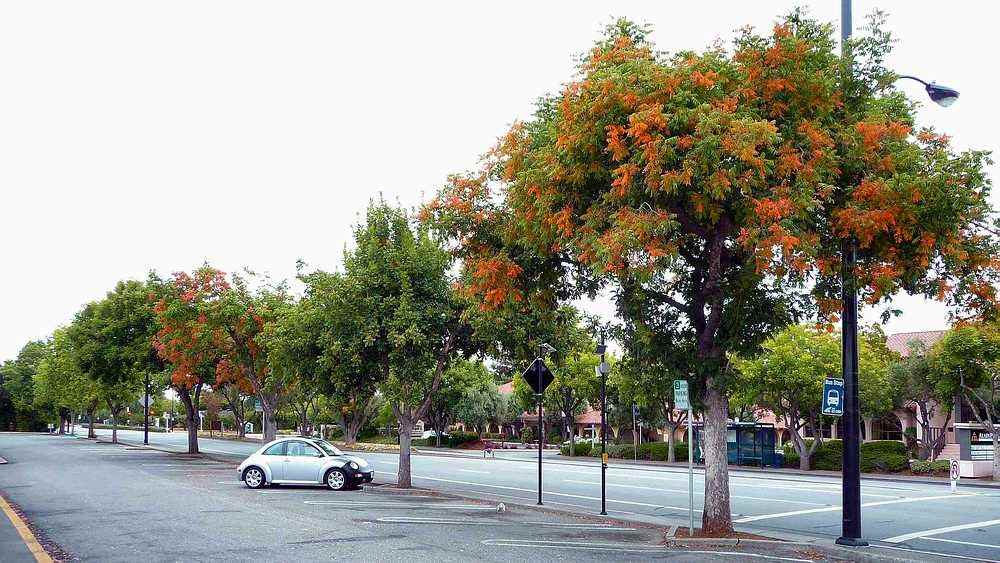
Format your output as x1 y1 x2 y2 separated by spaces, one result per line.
599 334 607 516
537 358 543 506
143 373 150 446
838 238 865 545
836 0 866 547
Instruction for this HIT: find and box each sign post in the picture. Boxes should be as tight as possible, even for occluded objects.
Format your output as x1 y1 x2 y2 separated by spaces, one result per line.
950 459 960 494
632 402 639 462
523 354 554 506
674 380 693 536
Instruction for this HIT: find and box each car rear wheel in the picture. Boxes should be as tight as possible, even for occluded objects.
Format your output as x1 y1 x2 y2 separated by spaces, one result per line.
325 468 347 491
243 467 266 489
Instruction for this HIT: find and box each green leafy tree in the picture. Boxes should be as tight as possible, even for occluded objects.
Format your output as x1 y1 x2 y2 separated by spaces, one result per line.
33 327 103 435
293 268 386 445
1 340 48 431
344 201 477 487
426 360 490 446
735 325 895 470
428 14 997 532
928 324 1000 480
890 341 952 460
69 280 162 443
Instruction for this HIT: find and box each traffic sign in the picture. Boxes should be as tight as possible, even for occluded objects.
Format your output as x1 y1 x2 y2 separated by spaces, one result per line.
822 378 845 416
254 399 263 413
673 380 689 410
522 358 554 394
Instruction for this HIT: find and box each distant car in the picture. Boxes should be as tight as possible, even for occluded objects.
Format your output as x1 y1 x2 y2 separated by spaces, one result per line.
421 430 448 439
237 437 373 491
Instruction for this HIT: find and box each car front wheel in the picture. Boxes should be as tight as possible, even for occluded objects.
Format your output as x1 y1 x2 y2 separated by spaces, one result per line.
325 468 348 491
243 467 266 489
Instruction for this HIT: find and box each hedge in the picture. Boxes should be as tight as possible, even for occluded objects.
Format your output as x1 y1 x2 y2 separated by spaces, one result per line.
783 439 910 472
578 441 689 462
560 442 593 456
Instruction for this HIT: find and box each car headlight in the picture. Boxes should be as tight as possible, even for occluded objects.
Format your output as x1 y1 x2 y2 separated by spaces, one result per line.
349 461 359 470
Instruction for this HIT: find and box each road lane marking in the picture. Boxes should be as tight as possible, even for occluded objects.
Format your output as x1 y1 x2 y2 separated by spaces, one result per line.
304 502 497 510
882 518 1000 544
458 469 490 474
0 492 53 563
735 493 979 523
563 480 826 506
373 471 702 512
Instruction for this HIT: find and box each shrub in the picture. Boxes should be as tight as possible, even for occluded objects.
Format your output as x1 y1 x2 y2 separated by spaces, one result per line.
910 459 951 475
445 431 479 448
560 442 593 456
521 427 535 444
782 438 909 473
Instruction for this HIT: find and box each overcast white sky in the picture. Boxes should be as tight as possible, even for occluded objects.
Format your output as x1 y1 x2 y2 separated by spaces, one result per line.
1 1 997 361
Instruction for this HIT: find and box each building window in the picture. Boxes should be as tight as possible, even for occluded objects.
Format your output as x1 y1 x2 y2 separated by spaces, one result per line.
872 414 903 441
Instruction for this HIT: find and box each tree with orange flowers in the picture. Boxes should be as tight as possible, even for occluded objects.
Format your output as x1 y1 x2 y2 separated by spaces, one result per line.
153 267 229 453
428 14 998 534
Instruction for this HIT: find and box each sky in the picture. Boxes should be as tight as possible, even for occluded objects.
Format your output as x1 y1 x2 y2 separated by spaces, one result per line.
1 1 997 361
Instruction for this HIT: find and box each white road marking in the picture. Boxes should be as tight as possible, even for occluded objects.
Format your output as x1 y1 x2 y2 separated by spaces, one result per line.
480 540 810 561
378 517 634 530
875 545 1000 563
736 493 979 524
882 518 1000 544
603 470 900 498
458 469 490 474
563 480 826 506
304 501 496 510
373 471 702 512
923 537 1000 550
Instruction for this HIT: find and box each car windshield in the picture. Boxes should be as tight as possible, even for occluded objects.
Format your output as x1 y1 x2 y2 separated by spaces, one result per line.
312 440 343 456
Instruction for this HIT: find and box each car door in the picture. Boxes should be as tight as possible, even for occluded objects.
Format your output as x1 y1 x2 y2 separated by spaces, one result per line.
283 441 324 482
261 441 287 481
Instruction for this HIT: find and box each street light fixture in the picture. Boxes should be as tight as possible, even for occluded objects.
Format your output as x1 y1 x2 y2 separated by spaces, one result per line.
898 75 960 107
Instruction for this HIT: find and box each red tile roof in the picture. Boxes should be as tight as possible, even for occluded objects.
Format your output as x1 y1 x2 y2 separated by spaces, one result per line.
498 381 514 395
886 330 947 357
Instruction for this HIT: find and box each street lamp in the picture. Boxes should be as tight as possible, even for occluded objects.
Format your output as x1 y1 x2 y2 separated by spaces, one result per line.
898 75 960 107
595 336 609 516
838 0 958 547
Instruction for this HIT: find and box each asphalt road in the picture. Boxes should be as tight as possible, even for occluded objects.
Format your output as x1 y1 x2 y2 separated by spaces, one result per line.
80 427 1000 562
0 433 841 562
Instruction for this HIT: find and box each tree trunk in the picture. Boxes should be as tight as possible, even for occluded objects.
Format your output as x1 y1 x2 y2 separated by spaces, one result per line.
700 384 732 535
177 387 201 454
397 414 414 488
262 406 277 442
666 423 678 463
86 405 97 438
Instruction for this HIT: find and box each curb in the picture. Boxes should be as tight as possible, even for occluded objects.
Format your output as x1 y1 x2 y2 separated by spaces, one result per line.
0 492 53 563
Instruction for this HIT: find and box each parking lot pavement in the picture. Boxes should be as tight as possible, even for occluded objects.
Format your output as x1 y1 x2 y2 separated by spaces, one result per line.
1 434 867 562
74 427 1000 561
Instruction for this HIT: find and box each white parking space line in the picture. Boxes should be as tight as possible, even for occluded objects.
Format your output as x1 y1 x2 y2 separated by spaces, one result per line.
736 493 980 524
882 518 1000 544
374 471 703 512
563 480 826 506
377 517 635 530
876 545 1000 563
304 501 497 510
924 537 1000 550
480 539 811 561
458 469 490 474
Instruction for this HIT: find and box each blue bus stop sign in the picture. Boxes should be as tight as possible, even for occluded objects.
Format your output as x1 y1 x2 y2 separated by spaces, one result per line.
822 377 845 416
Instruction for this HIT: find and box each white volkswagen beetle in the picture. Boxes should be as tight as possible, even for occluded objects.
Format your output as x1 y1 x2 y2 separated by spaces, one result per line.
237 437 373 491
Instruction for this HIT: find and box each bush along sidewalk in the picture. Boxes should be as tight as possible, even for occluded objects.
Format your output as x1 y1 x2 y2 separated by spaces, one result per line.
783 439 911 473
559 441 689 462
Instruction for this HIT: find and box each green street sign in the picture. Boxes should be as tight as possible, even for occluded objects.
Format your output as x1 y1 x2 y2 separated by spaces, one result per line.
674 380 690 410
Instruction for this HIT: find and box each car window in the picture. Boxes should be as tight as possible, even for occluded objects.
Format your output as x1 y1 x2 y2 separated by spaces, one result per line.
313 440 343 456
263 442 286 456
286 441 322 457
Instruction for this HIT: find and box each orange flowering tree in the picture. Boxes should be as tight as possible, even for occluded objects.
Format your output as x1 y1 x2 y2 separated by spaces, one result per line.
428 15 998 534
153 267 229 453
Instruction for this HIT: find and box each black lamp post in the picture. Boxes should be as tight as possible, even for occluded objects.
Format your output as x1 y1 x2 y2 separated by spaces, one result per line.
837 0 959 547
595 335 608 516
